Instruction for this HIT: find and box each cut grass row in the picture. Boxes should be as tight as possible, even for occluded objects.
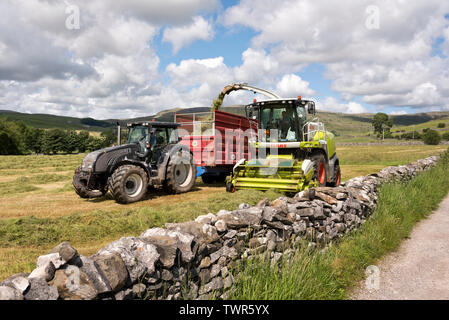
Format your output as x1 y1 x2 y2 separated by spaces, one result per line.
0 174 72 196
227 148 449 299
0 189 282 280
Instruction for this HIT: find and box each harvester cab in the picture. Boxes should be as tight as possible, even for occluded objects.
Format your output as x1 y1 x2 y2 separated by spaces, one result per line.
226 96 341 194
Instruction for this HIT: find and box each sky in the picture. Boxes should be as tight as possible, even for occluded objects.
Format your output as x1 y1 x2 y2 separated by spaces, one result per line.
0 0 449 119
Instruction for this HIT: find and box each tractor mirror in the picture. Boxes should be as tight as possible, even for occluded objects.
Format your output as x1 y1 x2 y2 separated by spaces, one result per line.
307 102 316 115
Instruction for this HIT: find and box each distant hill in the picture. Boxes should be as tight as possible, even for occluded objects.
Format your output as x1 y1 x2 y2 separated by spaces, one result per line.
1 107 448 138
0 110 114 131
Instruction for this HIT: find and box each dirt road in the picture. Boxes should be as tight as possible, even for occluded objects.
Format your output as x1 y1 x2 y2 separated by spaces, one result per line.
351 193 449 300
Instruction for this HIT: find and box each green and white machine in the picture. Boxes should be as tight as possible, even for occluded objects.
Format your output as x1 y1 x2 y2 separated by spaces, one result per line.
225 93 341 194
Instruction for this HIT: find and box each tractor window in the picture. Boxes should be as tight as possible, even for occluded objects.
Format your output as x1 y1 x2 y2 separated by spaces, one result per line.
296 106 306 122
128 126 148 144
260 106 297 142
260 108 272 130
167 128 178 144
153 129 168 147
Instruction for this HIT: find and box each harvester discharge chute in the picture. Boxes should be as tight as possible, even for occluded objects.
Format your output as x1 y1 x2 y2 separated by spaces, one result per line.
225 95 341 195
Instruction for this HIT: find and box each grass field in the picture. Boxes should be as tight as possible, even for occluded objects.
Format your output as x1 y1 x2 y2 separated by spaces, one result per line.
0 144 447 281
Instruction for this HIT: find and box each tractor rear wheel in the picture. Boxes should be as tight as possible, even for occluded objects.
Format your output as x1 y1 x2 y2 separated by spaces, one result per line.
108 165 148 204
311 153 327 187
164 151 196 194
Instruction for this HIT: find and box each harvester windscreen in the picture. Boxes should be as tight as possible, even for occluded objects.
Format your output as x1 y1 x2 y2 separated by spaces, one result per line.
260 106 298 142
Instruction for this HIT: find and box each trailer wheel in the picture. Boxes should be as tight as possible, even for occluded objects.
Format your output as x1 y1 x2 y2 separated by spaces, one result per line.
311 153 327 187
201 174 216 184
164 151 196 194
109 165 148 204
215 173 228 183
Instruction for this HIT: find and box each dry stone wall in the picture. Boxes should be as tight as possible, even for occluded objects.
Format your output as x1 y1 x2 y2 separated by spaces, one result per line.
0 156 439 300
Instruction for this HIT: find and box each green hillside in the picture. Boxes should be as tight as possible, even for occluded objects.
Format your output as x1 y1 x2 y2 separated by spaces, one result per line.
2 107 449 140
0 110 113 131
391 116 449 134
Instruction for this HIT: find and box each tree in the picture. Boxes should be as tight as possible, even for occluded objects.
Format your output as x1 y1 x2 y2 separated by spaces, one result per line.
372 113 393 140
77 131 90 153
61 130 79 154
41 129 67 154
100 129 117 148
442 132 449 141
87 136 103 152
24 127 44 154
422 129 441 145
0 119 27 154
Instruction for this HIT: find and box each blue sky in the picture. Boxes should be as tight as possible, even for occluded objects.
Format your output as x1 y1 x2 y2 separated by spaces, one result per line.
1 1 449 119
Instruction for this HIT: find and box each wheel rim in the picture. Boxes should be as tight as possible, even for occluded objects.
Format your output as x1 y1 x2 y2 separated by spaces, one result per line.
124 173 143 197
174 163 192 187
318 163 325 184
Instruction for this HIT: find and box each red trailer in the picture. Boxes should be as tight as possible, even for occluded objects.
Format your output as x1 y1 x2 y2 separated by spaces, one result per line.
175 110 258 183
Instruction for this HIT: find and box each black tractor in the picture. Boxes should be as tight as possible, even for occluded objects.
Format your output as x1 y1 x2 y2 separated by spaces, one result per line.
73 121 196 204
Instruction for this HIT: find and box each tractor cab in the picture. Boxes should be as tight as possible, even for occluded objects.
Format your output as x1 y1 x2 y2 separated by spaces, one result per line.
126 121 180 163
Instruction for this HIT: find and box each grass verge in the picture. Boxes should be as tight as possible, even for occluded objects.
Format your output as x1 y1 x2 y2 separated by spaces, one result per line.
228 148 449 300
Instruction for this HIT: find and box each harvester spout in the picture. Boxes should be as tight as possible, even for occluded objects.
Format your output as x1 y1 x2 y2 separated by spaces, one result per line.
211 83 281 112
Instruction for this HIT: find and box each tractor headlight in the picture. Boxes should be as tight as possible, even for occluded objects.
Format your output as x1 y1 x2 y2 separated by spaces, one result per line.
81 150 102 171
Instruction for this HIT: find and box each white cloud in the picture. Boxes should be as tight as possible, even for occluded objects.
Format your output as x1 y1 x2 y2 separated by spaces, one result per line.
92 0 219 25
163 16 214 53
0 0 220 119
275 74 315 98
223 0 449 111
317 97 368 114
389 110 408 116
166 57 232 88
233 48 303 84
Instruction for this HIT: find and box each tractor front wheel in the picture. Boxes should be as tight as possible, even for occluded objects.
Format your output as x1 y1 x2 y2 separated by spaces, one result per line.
109 165 148 204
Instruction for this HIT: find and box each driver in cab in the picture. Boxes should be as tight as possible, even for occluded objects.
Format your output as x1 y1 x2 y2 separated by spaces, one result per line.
279 111 293 140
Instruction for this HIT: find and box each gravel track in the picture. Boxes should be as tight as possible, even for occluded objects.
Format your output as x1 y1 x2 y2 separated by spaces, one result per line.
351 193 449 300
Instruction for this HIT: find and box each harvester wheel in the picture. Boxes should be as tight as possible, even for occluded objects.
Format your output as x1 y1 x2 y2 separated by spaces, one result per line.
109 165 148 204
328 164 341 187
226 182 235 193
311 153 327 187
164 151 196 194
